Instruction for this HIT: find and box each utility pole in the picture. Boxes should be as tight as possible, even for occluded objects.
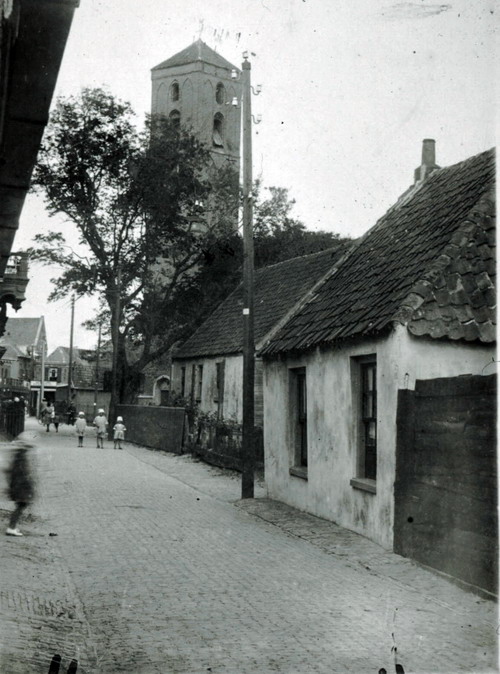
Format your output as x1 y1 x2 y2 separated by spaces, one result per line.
241 53 255 499
67 294 75 404
94 321 102 411
39 338 45 415
109 264 121 438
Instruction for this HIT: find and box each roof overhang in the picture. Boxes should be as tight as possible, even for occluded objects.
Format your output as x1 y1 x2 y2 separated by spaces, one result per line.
0 0 79 276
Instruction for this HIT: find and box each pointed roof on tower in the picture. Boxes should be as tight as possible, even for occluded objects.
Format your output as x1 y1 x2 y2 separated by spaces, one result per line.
152 39 237 72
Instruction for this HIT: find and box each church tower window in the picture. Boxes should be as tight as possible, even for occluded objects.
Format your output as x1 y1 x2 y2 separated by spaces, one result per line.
212 113 224 147
170 82 179 102
215 83 225 105
169 109 180 128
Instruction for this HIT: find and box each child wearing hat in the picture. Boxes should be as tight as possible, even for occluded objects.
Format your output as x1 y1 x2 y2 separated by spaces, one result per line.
75 411 87 447
93 409 108 449
113 417 126 450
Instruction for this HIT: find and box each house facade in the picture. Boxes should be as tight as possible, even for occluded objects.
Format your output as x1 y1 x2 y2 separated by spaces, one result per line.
0 316 46 400
172 245 351 425
38 346 112 417
260 145 496 551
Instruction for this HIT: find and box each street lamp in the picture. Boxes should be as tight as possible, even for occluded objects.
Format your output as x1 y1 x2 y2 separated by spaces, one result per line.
237 52 262 499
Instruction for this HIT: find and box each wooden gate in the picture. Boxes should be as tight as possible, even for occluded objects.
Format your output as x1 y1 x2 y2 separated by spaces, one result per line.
394 374 497 595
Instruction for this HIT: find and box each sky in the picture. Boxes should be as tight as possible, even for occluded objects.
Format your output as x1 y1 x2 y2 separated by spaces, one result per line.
13 0 496 350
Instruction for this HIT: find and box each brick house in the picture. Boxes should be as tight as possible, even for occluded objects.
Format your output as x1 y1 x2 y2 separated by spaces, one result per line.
259 145 496 553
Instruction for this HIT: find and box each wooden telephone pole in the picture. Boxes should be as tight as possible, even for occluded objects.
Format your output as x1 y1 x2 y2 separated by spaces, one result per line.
241 54 255 499
67 294 75 404
109 265 122 439
94 321 102 411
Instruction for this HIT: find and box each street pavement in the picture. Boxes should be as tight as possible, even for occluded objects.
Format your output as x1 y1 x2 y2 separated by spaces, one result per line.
0 418 497 674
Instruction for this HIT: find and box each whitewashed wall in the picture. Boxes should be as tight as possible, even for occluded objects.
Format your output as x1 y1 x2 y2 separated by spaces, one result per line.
263 324 495 549
171 355 243 422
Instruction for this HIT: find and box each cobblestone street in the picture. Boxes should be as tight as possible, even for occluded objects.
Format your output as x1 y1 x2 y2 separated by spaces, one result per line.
0 419 497 674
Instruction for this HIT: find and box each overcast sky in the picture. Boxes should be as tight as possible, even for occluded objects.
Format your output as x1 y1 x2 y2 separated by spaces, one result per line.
14 0 496 350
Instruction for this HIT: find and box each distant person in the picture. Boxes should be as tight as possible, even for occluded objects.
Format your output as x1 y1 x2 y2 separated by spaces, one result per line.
75 412 87 447
113 416 126 450
44 404 54 432
67 403 76 426
52 411 60 433
5 438 36 536
93 409 108 449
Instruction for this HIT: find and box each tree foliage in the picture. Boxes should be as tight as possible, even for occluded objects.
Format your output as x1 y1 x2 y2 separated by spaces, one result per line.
252 182 347 267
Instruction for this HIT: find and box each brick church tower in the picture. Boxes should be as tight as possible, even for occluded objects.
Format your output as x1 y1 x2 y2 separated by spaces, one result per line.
151 40 241 172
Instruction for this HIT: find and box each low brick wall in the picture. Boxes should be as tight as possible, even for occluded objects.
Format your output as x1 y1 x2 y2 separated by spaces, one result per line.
188 422 264 472
116 405 185 454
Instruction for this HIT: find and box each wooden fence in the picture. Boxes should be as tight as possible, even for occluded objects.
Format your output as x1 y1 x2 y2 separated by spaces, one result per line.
394 374 497 595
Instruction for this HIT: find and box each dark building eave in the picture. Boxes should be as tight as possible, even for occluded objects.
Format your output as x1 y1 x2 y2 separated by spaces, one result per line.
0 0 79 278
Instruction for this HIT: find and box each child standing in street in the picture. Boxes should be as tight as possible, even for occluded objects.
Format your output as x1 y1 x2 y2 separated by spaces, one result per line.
93 409 108 449
113 416 126 449
75 411 87 447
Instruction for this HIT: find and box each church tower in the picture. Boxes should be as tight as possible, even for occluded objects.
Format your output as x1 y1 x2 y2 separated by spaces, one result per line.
151 40 241 172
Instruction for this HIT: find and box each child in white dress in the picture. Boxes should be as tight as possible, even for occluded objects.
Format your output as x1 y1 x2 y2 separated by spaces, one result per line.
113 416 126 450
75 411 87 447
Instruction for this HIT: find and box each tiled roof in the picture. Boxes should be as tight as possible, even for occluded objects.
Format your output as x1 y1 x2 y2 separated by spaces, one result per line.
261 148 495 356
72 363 101 389
152 40 236 73
1 343 25 360
174 245 351 359
0 317 44 355
48 346 112 367
47 346 86 365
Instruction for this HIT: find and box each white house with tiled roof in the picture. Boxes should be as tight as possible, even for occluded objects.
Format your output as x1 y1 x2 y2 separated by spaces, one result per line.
172 245 351 425
259 145 496 592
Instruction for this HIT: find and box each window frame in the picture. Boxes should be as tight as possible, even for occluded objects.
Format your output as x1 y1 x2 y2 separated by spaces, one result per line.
214 360 225 419
170 82 180 102
169 109 180 129
215 82 225 105
212 112 224 147
196 364 203 403
180 366 186 398
350 354 377 494
289 367 308 479
190 365 196 404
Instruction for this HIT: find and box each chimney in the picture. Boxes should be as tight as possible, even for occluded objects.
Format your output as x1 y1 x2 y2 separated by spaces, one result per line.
414 138 440 183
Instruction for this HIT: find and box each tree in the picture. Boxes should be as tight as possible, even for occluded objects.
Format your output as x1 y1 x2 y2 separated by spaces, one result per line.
30 87 238 419
252 183 347 267
30 87 349 417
